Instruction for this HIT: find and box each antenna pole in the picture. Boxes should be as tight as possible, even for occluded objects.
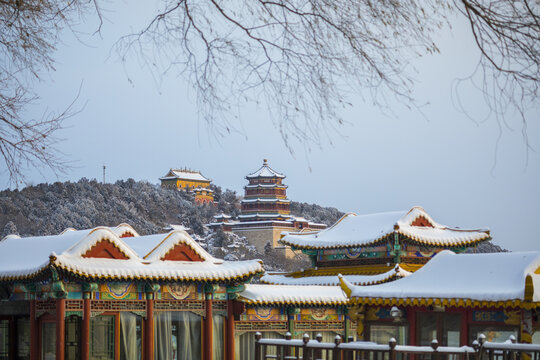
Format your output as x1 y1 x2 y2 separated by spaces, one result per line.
103 165 106 184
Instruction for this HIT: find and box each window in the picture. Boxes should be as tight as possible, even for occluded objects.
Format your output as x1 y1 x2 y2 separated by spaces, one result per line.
469 326 518 344
417 312 461 347
154 311 202 360
17 317 30 360
0 320 8 360
120 313 142 360
41 322 56 360
370 324 408 345
90 315 115 360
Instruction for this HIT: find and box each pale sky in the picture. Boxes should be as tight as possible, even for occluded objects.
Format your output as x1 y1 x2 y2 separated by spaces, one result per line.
2 2 539 251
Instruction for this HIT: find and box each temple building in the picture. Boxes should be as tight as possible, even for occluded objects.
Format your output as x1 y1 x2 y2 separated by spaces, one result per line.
1 209 540 360
232 206 540 357
0 225 263 360
208 159 326 254
160 168 214 205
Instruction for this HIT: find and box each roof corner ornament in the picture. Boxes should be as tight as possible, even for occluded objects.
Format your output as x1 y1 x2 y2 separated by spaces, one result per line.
49 265 67 299
390 232 403 264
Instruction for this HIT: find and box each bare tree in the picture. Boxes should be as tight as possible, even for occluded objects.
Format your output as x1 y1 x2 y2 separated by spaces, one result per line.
116 0 539 149
0 0 98 185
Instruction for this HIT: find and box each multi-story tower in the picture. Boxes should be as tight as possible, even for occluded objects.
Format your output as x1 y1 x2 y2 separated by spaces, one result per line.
208 159 327 255
239 159 291 221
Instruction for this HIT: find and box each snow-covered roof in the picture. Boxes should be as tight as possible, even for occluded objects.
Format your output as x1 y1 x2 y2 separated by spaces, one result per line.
238 284 348 305
214 213 231 219
246 159 285 179
193 187 213 193
160 169 211 182
261 265 410 286
281 207 490 249
0 226 263 282
241 198 290 203
238 213 292 219
245 184 287 189
339 251 540 309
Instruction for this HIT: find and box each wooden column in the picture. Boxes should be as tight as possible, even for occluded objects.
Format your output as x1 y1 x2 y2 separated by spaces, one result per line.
204 295 213 360
460 309 468 346
82 298 91 360
145 297 155 360
56 299 66 360
408 307 416 346
30 300 38 360
226 300 235 360
9 316 16 360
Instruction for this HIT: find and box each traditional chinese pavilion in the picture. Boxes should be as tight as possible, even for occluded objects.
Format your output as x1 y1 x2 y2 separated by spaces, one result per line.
0 225 263 360
208 160 326 254
229 207 540 359
2 209 540 360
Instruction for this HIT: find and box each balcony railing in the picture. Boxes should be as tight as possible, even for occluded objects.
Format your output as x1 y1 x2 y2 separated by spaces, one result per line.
254 332 540 360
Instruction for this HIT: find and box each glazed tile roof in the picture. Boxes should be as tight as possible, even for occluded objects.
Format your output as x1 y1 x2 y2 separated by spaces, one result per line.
160 169 211 182
0 226 263 282
280 206 490 249
246 159 285 179
238 284 348 305
260 265 411 286
339 250 540 309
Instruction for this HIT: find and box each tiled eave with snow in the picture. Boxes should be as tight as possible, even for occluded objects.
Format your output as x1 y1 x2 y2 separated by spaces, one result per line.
238 213 292 219
260 265 410 286
339 251 540 310
245 184 288 189
245 160 285 179
160 169 211 182
52 256 263 283
0 227 264 283
280 207 491 250
241 198 291 203
238 284 348 306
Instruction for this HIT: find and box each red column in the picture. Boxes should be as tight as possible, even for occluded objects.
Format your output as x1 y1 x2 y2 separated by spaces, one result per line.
204 296 213 360
460 309 469 346
226 300 235 360
30 300 38 360
408 307 416 346
56 299 65 360
9 316 15 360
145 298 154 360
82 298 90 360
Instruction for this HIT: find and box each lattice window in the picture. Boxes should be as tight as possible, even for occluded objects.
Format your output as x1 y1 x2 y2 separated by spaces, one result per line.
0 320 9 358
36 299 56 311
65 300 83 311
154 300 204 311
294 321 345 331
91 300 146 312
212 301 227 311
235 321 288 332
90 315 115 360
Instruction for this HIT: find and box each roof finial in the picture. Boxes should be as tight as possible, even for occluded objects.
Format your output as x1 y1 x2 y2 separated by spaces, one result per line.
263 158 268 165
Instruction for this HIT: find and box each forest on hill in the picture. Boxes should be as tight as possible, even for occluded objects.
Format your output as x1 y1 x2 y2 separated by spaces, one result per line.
0 178 344 270
0 178 503 271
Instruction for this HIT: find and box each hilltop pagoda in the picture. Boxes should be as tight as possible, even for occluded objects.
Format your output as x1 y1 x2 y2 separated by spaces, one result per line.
240 159 291 221
209 159 326 254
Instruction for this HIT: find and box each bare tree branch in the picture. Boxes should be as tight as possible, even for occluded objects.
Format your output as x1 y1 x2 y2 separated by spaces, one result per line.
116 0 539 151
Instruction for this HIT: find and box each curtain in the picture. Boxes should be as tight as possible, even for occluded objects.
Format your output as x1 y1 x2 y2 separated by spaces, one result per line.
175 312 202 360
120 313 140 360
155 312 173 360
234 331 283 360
234 332 255 360
212 315 225 360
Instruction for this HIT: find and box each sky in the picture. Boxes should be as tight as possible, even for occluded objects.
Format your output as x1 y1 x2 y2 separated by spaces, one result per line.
2 2 539 251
